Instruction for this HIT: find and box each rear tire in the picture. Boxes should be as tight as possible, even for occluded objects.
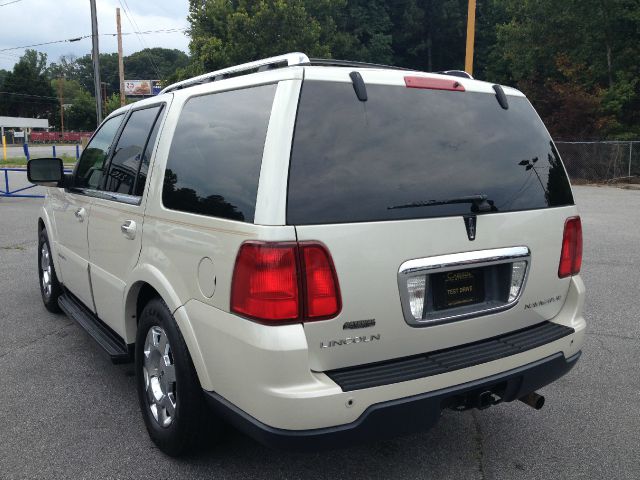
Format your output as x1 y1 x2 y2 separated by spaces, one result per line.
135 298 224 456
38 229 63 313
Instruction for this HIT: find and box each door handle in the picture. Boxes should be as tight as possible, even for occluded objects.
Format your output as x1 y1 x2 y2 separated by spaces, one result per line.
74 207 86 222
120 220 137 240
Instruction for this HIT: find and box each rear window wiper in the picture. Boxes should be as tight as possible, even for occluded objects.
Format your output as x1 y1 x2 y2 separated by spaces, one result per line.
387 194 497 213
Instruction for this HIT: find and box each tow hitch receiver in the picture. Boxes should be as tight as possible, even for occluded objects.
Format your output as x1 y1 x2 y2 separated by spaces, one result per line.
449 389 503 411
475 391 502 410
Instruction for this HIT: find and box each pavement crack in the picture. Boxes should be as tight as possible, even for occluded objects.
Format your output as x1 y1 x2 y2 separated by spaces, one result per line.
0 321 74 362
471 410 487 480
592 335 614 355
0 240 36 250
586 331 638 342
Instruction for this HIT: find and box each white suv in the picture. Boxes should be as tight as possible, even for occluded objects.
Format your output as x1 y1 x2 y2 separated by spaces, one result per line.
28 53 585 456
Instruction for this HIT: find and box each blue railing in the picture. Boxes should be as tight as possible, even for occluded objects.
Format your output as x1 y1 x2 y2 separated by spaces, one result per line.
18 143 81 161
0 167 73 199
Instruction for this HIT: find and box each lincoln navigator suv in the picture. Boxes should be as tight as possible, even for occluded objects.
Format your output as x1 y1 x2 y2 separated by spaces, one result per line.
27 53 585 456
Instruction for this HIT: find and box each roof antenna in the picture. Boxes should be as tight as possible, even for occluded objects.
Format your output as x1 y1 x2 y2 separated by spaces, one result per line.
349 71 368 102
493 84 509 110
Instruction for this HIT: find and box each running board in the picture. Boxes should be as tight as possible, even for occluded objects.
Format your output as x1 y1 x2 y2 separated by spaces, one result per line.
58 293 132 364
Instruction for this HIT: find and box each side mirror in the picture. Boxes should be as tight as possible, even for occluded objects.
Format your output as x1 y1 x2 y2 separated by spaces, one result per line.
27 158 64 187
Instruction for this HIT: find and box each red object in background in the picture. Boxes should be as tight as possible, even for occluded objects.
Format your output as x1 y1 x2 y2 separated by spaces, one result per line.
28 131 93 143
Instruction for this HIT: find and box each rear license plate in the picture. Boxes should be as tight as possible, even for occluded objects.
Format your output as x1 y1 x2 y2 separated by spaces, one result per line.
432 268 485 310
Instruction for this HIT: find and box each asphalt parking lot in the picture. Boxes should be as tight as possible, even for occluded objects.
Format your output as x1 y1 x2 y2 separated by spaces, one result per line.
0 185 638 479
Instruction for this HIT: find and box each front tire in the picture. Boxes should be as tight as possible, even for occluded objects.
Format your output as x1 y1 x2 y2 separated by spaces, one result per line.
38 229 62 313
135 298 223 456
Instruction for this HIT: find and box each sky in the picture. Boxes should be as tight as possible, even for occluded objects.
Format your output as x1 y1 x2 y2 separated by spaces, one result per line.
0 0 190 71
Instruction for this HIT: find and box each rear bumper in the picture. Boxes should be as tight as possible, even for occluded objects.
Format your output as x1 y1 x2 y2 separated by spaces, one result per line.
204 351 581 451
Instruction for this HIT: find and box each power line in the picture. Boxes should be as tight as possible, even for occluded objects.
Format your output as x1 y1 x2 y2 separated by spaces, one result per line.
0 28 187 55
104 28 188 36
0 36 90 53
118 0 161 78
120 0 161 77
0 91 59 101
0 0 23 7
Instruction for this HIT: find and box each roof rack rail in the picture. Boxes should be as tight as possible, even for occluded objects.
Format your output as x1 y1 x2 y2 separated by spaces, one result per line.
160 52 310 94
307 58 412 71
437 70 474 79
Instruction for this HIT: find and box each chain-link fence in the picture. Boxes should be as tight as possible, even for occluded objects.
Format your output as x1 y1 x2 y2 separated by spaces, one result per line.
555 141 640 183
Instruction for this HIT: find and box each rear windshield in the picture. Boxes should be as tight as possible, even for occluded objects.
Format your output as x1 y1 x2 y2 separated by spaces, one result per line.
287 81 573 225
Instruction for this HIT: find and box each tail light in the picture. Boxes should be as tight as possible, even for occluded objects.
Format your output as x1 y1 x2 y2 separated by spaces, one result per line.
231 241 341 323
558 217 583 278
300 244 341 318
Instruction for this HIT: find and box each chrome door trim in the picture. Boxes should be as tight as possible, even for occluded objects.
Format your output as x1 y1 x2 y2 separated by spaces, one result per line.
398 246 531 327
80 188 142 206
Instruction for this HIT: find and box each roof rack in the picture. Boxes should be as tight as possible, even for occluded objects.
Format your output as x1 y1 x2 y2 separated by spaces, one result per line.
306 58 412 71
437 70 474 79
160 51 474 95
160 52 310 94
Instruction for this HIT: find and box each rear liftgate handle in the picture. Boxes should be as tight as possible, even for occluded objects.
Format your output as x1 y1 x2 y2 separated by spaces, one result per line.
120 220 137 240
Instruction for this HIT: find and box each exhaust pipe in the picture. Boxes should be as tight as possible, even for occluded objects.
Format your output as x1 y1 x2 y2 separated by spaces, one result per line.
519 392 545 410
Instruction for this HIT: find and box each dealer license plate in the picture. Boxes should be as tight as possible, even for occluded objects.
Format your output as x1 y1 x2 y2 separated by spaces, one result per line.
432 268 485 310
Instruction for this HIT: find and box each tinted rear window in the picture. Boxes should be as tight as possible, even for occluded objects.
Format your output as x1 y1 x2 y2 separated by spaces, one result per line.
287 81 573 225
162 84 277 222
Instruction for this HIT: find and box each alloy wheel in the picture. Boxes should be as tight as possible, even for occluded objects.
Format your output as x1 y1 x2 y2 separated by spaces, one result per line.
143 326 177 428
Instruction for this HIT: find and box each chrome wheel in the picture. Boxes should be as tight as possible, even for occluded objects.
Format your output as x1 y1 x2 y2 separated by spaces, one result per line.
40 242 52 299
143 326 177 428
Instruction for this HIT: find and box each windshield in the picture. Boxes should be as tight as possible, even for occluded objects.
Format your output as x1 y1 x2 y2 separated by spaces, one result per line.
287 80 573 225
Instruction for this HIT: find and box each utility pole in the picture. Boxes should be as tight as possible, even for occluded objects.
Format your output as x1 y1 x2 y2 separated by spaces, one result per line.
116 8 125 107
465 0 477 76
58 78 64 133
90 0 103 125
102 82 108 110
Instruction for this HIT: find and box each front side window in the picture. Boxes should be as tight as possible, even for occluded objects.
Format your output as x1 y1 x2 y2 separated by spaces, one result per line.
162 84 277 223
74 114 124 189
104 105 163 196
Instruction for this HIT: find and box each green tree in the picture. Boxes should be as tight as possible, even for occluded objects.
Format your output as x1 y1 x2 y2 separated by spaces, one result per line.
50 78 86 105
332 0 393 63
0 50 57 118
124 48 190 80
64 88 96 131
186 0 343 74
47 54 83 81
75 53 120 97
0 69 8 90
51 49 190 97
103 93 135 117
483 0 640 139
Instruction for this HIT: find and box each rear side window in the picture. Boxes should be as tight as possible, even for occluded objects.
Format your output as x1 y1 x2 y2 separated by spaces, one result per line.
287 81 574 225
104 105 163 196
162 84 277 222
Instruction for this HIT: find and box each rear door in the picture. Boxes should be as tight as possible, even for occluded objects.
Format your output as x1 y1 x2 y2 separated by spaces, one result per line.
88 103 166 339
288 71 578 371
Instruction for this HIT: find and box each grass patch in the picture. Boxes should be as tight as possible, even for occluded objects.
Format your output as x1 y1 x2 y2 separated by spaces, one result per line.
0 154 77 168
